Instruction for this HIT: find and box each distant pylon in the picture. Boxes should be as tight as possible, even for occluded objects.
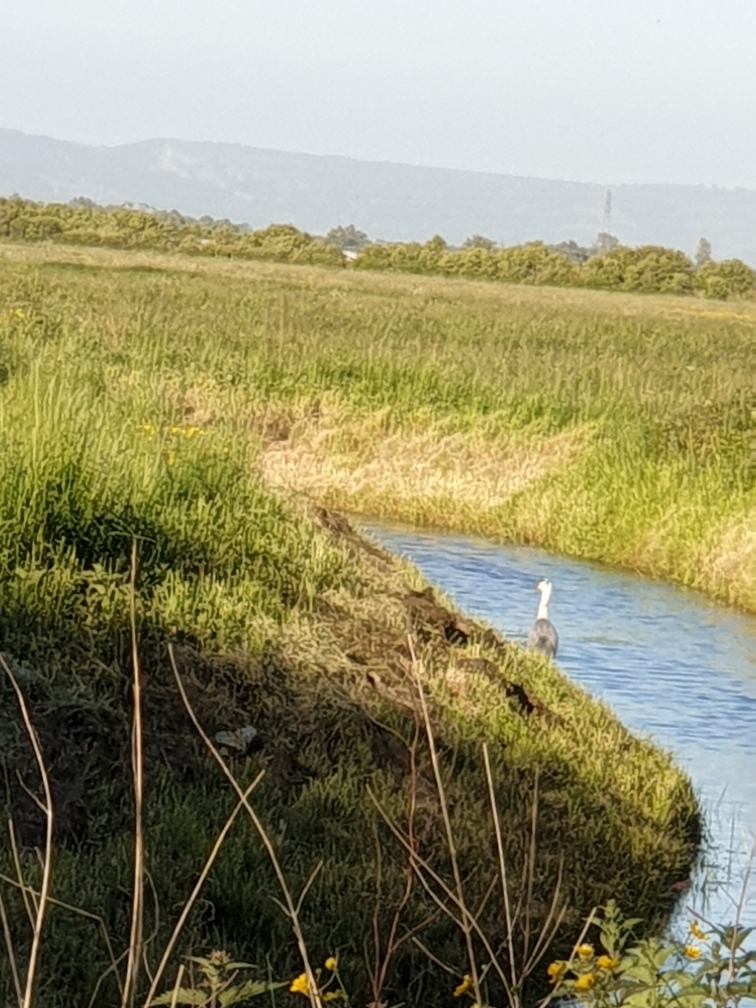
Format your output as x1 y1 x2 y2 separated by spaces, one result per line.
602 189 612 236
596 189 617 253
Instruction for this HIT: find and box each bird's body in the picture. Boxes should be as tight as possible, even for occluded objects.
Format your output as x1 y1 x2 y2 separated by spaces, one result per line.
527 579 558 658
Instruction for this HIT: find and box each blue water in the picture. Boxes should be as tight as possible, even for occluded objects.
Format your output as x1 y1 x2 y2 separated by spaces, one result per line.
361 520 756 928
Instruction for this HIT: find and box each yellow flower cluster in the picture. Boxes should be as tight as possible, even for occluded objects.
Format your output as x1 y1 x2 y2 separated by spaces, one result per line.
289 958 340 999
547 961 567 985
575 973 597 992
684 945 702 960
689 922 708 942
596 954 620 971
453 974 473 997
547 942 621 994
289 973 310 996
169 425 206 438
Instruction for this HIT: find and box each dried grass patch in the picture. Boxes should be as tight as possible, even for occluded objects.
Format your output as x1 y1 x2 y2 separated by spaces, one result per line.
261 417 591 523
696 511 756 608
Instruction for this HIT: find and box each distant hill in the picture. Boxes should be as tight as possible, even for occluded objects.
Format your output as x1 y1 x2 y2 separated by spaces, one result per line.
2 128 756 264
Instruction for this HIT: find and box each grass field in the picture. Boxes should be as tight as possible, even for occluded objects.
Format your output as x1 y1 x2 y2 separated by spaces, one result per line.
5 239 752 609
0 240 734 1005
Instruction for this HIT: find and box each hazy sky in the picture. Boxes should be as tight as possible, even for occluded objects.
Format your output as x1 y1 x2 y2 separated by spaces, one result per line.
2 0 756 188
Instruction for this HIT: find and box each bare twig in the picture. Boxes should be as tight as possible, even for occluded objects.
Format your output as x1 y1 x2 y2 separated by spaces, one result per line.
169 964 185 1008
8 818 36 924
408 639 482 1005
0 890 23 1008
483 742 518 1001
533 907 597 1008
142 773 264 1007
367 715 421 1006
295 861 324 916
411 936 458 976
168 644 323 1008
0 652 54 1008
0 871 123 1000
122 541 145 1008
367 785 512 995
87 950 130 1008
523 768 539 967
728 835 756 983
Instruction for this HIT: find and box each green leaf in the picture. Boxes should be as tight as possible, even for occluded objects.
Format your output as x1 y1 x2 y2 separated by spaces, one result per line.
150 988 209 1006
218 980 288 1005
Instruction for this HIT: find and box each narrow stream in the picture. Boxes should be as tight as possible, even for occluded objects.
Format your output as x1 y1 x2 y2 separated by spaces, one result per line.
361 520 756 930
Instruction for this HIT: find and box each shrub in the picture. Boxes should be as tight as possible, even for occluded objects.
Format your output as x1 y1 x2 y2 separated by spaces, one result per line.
694 259 756 299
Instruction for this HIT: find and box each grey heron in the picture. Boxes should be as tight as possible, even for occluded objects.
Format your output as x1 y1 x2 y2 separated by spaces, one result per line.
527 579 558 658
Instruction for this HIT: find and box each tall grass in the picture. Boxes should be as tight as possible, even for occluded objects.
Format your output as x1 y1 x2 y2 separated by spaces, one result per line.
0 244 712 1004
3 242 751 605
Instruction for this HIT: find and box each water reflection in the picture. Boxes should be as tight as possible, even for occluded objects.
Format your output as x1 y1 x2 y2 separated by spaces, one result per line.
361 520 756 927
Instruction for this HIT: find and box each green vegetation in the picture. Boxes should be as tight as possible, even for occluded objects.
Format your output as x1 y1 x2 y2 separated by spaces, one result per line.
356 238 755 299
550 901 756 1008
0 197 343 265
2 196 755 298
0 245 702 1006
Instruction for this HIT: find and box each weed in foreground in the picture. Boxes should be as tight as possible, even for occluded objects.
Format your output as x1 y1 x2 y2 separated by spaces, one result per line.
549 894 756 1008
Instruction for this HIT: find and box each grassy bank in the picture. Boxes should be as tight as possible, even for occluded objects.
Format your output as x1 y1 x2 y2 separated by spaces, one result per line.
0 243 701 1006
4 240 752 610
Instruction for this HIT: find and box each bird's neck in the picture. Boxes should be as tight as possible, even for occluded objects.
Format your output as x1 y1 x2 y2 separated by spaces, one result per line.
537 596 550 621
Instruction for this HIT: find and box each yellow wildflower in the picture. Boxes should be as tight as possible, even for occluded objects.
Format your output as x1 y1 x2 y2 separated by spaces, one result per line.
547 961 567 984
684 946 702 960
689 922 708 942
596 955 620 971
574 973 597 992
289 973 310 996
577 943 595 959
453 975 473 998
325 957 338 971
167 450 175 466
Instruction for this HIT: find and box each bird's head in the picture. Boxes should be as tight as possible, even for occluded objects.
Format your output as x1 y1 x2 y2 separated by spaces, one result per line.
536 579 552 600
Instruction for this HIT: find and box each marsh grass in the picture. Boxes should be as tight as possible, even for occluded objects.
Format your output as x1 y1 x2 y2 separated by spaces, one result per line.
0 243 709 1005
3 239 751 605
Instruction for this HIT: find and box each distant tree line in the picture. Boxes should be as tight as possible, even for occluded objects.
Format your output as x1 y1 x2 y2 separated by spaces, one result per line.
353 235 755 299
0 196 342 266
0 197 753 299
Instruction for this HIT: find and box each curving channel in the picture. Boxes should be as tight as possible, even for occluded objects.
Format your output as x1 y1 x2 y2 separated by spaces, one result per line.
361 520 756 930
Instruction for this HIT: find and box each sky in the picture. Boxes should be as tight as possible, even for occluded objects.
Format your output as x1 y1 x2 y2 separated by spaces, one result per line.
2 0 756 189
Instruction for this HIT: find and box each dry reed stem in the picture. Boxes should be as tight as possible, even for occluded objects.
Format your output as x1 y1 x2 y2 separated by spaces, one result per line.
366 716 438 1007
483 742 518 1000
8 819 35 925
123 542 145 1008
168 644 323 1008
142 773 264 1007
522 769 539 966
532 907 597 1008
169 964 185 1008
0 652 54 1008
407 639 482 1005
0 890 23 1008
0 870 123 1001
367 780 513 996
370 667 570 1008
87 951 130 1008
